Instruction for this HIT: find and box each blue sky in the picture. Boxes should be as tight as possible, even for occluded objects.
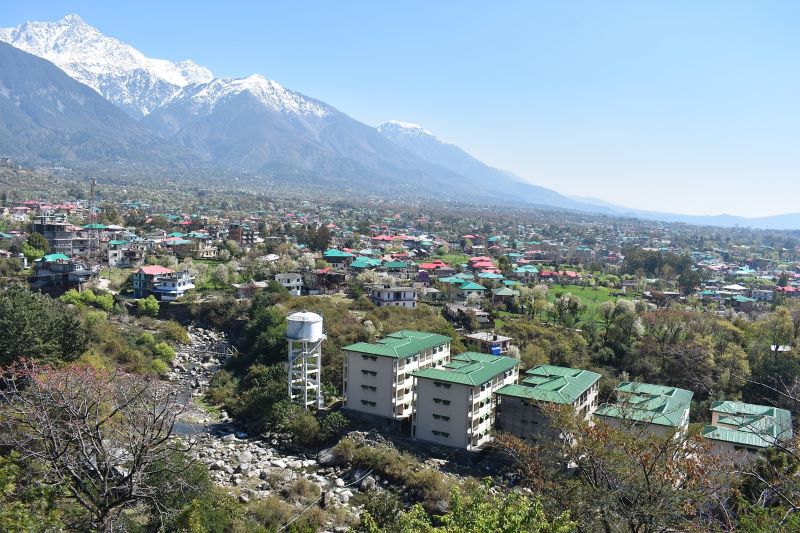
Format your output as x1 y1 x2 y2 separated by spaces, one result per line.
2 1 799 217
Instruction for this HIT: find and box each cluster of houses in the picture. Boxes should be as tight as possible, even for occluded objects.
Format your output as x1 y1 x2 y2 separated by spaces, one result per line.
341 329 792 460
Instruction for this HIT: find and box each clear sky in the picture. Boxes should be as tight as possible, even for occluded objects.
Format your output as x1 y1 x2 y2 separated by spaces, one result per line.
2 1 799 217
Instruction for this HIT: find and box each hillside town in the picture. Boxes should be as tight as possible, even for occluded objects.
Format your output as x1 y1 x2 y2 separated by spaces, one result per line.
2 161 800 530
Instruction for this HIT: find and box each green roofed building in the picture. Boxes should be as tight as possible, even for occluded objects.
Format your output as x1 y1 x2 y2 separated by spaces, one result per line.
412 352 520 450
595 382 693 437
343 331 452 422
323 248 354 264
702 401 792 459
494 365 601 443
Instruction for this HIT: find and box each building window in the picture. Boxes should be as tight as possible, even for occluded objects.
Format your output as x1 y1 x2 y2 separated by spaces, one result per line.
361 385 377 392
433 398 451 406
361 355 377 361
432 413 450 421
360 400 377 407
432 430 450 438
434 381 451 389
361 370 377 376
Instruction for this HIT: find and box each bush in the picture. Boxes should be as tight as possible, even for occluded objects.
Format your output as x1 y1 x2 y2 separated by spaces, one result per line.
159 320 190 344
137 295 160 317
59 289 114 312
151 358 169 376
320 411 349 441
332 438 356 465
152 341 176 362
246 495 327 531
173 488 243 532
207 369 238 406
283 478 321 503
273 400 320 446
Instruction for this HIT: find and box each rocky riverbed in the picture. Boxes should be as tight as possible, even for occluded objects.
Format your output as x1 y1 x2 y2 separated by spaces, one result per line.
167 326 381 529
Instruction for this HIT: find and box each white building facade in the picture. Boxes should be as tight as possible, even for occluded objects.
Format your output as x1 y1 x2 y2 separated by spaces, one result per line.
412 352 519 450
342 331 451 421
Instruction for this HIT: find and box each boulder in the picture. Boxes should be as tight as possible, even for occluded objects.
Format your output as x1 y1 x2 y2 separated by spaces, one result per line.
316 447 342 467
360 475 377 491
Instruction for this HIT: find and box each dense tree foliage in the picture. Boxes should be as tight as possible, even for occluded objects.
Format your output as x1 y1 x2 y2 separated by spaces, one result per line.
0 284 89 365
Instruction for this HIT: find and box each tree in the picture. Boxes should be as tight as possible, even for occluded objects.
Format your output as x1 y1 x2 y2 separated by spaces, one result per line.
359 482 575 533
0 284 89 365
26 232 49 254
496 407 725 532
137 295 160 317
552 293 584 327
0 363 196 531
678 269 701 295
0 452 63 532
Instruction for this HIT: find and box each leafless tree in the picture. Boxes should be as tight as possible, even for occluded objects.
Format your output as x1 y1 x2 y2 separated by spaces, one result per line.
0 361 197 531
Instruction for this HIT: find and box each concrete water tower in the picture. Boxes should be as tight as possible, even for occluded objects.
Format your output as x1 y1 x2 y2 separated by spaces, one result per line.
286 311 325 409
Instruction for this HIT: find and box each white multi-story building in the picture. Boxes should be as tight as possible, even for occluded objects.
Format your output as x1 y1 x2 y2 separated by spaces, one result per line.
412 352 519 450
150 269 195 301
368 285 418 308
275 272 303 296
342 331 451 422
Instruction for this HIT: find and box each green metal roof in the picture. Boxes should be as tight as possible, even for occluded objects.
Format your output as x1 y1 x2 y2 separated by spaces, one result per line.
383 261 409 269
38 253 70 262
492 287 519 297
350 257 382 269
343 330 451 359
107 240 128 246
496 365 600 404
459 282 486 291
412 352 519 386
82 223 107 229
595 382 693 427
324 248 354 258
702 401 792 448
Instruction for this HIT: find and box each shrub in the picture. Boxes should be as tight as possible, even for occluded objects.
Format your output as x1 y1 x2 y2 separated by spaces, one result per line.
136 332 156 346
207 370 238 406
273 400 320 446
320 411 349 441
152 341 176 362
283 478 321 503
159 320 190 344
246 496 326 531
137 295 160 317
332 438 356 465
151 358 169 376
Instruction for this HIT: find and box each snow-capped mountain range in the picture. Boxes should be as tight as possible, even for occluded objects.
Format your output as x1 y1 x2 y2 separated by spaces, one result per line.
0 14 213 117
2 14 799 228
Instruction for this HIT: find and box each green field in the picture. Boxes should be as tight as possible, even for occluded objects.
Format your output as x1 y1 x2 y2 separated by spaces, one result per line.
547 284 626 318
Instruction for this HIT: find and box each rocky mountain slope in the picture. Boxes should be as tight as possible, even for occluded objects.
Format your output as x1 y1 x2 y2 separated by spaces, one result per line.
0 41 193 166
0 14 212 117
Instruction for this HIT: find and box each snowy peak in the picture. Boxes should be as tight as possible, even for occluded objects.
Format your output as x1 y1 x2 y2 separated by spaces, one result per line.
378 120 435 138
174 74 332 118
0 14 213 117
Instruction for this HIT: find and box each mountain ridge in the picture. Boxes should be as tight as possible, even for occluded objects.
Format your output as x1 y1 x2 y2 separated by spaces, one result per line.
0 14 213 117
1 14 797 231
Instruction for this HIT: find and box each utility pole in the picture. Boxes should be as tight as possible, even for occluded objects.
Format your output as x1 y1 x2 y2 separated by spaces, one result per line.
88 178 99 262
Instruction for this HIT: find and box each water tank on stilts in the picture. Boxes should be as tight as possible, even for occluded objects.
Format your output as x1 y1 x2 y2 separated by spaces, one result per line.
286 311 325 409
